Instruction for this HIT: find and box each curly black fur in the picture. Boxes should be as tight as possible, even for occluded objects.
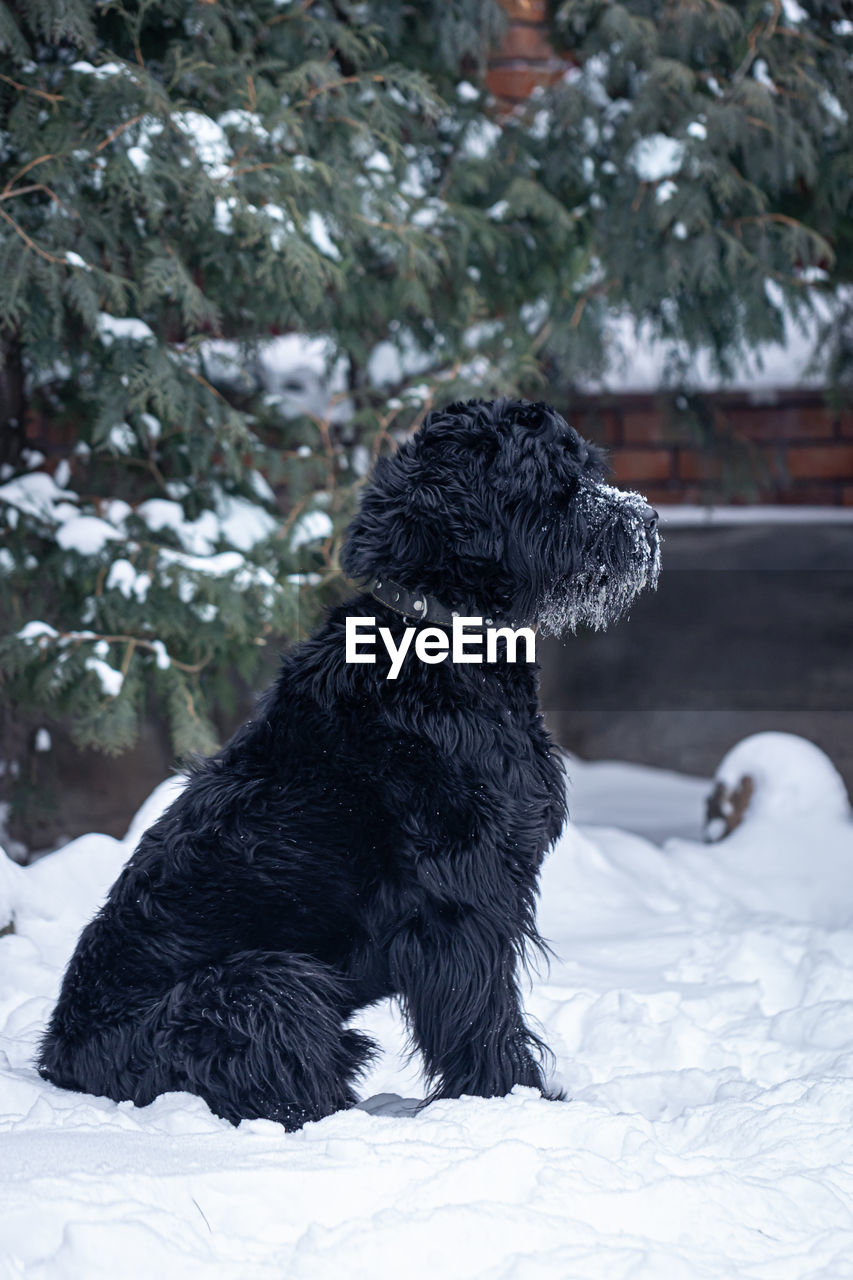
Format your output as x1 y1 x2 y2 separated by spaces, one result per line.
38 398 660 1128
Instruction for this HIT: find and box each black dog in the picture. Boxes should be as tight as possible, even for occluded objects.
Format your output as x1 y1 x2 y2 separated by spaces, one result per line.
38 398 660 1128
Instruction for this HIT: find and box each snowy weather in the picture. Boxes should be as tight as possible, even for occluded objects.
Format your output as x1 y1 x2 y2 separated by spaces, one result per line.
3 739 853 1277
2 3 853 1280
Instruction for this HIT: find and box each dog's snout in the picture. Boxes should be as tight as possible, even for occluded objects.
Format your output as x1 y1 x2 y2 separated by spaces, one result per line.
641 504 658 532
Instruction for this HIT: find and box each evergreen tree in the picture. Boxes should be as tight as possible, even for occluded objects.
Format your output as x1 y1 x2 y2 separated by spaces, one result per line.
0 0 571 779
1 0 851 811
536 0 853 388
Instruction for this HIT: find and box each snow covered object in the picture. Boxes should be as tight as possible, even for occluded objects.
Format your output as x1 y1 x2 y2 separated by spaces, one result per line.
541 2 853 388
1 0 575 774
6 752 853 1272
0 844 27 935
705 731 851 841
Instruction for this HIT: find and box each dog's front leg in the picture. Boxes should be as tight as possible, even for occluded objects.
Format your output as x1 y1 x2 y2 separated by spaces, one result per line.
390 914 552 1102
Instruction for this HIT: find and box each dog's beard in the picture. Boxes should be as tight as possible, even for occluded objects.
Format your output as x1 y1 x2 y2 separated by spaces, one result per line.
537 483 661 636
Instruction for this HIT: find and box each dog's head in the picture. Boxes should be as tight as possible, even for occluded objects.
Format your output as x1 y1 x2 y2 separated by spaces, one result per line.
341 397 660 633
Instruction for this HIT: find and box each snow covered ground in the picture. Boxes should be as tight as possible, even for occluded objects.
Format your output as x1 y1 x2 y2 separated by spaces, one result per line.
2 740 853 1279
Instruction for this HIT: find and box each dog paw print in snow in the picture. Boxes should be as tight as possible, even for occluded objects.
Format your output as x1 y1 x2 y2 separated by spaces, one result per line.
705 731 851 842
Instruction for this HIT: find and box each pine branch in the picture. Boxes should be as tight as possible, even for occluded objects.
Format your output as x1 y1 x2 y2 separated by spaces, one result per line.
0 71 62 103
0 207 68 264
730 0 782 90
34 631 213 676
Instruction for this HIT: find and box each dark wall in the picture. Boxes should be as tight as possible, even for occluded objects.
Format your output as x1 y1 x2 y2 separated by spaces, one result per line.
539 521 853 788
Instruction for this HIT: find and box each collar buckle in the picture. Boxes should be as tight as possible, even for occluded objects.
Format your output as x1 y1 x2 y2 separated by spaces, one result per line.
370 576 454 627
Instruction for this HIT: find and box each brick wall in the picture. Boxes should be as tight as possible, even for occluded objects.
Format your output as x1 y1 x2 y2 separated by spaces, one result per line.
24 391 852 508
486 0 565 103
567 391 853 506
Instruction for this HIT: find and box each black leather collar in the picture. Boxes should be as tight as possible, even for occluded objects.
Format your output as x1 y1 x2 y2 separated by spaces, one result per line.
370 576 457 627
369 576 505 629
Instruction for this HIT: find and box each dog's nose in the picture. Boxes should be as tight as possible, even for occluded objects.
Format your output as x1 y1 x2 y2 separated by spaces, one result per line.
641 504 658 533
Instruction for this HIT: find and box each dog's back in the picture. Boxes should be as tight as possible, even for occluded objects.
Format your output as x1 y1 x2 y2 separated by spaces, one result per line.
38 398 659 1127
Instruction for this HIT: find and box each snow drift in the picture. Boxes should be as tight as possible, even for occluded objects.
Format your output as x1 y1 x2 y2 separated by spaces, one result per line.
2 743 853 1279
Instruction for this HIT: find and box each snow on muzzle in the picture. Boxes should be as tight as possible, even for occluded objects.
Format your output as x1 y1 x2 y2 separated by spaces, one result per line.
537 481 661 636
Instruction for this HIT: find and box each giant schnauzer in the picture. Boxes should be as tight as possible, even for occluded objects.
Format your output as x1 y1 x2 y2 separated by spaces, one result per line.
39 398 660 1128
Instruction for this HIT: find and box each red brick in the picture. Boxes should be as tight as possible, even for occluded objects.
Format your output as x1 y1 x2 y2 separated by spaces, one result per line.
24 411 75 450
843 485 853 506
785 444 853 480
621 409 664 445
610 448 674 484
496 22 559 62
676 449 723 482
485 65 561 101
622 409 693 445
726 405 837 442
596 410 623 448
500 0 548 20
839 409 853 438
571 407 621 448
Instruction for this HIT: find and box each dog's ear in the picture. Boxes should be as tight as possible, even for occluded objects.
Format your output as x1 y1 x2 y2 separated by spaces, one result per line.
339 455 397 580
340 441 442 581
